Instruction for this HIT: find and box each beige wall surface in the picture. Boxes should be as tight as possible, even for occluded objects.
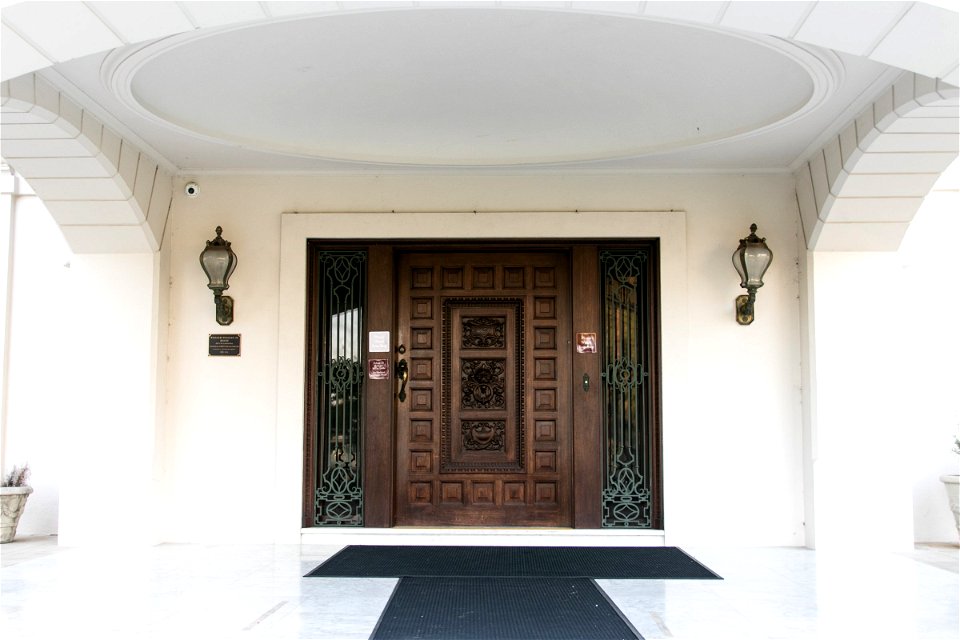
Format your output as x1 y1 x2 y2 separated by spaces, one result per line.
162 173 803 545
8 169 957 547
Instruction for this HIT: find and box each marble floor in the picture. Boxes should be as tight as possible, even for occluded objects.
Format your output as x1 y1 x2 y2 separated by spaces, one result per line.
1 537 957 640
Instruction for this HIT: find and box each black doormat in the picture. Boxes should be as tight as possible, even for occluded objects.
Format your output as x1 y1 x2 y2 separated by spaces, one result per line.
370 577 642 640
305 545 720 579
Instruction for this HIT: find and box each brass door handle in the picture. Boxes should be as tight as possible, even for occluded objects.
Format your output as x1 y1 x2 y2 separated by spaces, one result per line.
396 358 409 402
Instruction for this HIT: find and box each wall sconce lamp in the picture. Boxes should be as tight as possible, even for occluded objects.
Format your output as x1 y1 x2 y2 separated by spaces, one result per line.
732 223 773 325
199 226 238 326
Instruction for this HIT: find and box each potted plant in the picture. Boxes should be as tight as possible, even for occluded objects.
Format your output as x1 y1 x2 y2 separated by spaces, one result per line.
941 437 960 539
1 464 32 543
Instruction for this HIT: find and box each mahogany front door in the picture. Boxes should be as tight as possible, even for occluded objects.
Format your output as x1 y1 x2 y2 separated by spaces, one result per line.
394 251 572 526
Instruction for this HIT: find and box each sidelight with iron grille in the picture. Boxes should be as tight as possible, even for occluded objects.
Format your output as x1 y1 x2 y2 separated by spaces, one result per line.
314 251 366 526
600 249 656 528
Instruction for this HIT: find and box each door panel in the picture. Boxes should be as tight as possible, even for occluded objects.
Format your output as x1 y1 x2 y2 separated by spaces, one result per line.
395 252 572 526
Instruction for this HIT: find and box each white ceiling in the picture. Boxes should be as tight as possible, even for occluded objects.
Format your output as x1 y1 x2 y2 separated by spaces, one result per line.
23 5 927 174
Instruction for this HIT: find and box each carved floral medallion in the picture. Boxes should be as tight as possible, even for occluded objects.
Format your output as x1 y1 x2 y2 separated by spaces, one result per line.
462 421 506 451
460 359 506 410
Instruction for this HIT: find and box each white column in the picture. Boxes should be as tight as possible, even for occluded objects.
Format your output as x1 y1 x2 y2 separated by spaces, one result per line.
57 251 167 546
0 166 15 475
801 251 914 551
1 175 75 536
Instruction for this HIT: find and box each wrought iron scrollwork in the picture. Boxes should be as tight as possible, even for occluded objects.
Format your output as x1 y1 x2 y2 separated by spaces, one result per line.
315 251 366 526
600 250 654 528
602 448 652 527
604 358 644 392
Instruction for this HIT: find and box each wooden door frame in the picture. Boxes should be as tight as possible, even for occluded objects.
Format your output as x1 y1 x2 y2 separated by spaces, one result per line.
303 240 661 530
571 245 602 527
364 244 396 526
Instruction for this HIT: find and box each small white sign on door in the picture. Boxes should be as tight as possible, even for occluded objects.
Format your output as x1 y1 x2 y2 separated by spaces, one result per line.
369 331 391 353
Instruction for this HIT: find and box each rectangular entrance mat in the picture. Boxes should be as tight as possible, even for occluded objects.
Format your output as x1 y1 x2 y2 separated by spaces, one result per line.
305 545 720 579
370 576 643 640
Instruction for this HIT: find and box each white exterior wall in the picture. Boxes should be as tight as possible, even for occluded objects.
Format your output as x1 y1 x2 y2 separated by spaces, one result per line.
6 170 955 548
163 173 805 546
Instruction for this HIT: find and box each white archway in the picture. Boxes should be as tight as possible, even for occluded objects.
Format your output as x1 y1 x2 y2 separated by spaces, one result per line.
2 2 958 252
1 73 171 252
796 72 958 251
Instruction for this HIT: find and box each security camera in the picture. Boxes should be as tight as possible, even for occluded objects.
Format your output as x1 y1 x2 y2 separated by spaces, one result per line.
184 182 200 198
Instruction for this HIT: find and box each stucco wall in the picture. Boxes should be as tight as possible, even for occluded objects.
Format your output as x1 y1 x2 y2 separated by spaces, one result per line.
7 170 956 547
162 173 805 546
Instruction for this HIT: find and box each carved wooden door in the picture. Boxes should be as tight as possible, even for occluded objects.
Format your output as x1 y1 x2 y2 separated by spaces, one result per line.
394 252 572 526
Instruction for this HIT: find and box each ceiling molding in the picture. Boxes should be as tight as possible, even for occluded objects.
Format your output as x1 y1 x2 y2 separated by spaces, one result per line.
2 2 956 83
100 15 841 169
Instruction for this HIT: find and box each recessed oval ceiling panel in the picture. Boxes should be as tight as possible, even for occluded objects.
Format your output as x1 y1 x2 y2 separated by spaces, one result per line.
118 9 823 167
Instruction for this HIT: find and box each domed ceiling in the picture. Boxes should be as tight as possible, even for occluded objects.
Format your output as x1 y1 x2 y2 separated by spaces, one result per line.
49 6 897 173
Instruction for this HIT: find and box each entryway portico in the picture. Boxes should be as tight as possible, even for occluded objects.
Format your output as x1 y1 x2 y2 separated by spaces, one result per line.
1 2 957 553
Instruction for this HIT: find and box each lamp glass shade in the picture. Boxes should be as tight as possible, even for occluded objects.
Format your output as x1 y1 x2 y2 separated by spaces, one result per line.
199 227 237 293
732 225 772 289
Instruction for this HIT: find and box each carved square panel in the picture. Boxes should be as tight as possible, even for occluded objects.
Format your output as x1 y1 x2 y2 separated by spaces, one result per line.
535 451 557 472
503 482 526 505
534 328 556 350
409 482 432 504
503 266 525 289
411 358 433 380
440 482 463 504
472 482 495 504
534 389 557 411
534 420 556 441
410 450 433 473
410 420 432 442
534 297 556 319
442 267 464 289
472 266 495 289
462 421 505 451
460 359 506 410
411 328 433 350
411 267 433 289
462 316 506 349
534 267 556 289
412 298 433 319
534 482 557 505
411 388 433 412
534 358 556 380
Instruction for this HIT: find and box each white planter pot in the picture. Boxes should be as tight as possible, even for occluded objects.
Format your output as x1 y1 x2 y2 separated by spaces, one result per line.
940 474 960 539
0 486 33 543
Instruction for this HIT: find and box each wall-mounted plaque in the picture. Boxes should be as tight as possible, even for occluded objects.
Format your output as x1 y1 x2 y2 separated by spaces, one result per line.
209 334 241 356
369 331 391 353
576 332 597 354
368 358 390 380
